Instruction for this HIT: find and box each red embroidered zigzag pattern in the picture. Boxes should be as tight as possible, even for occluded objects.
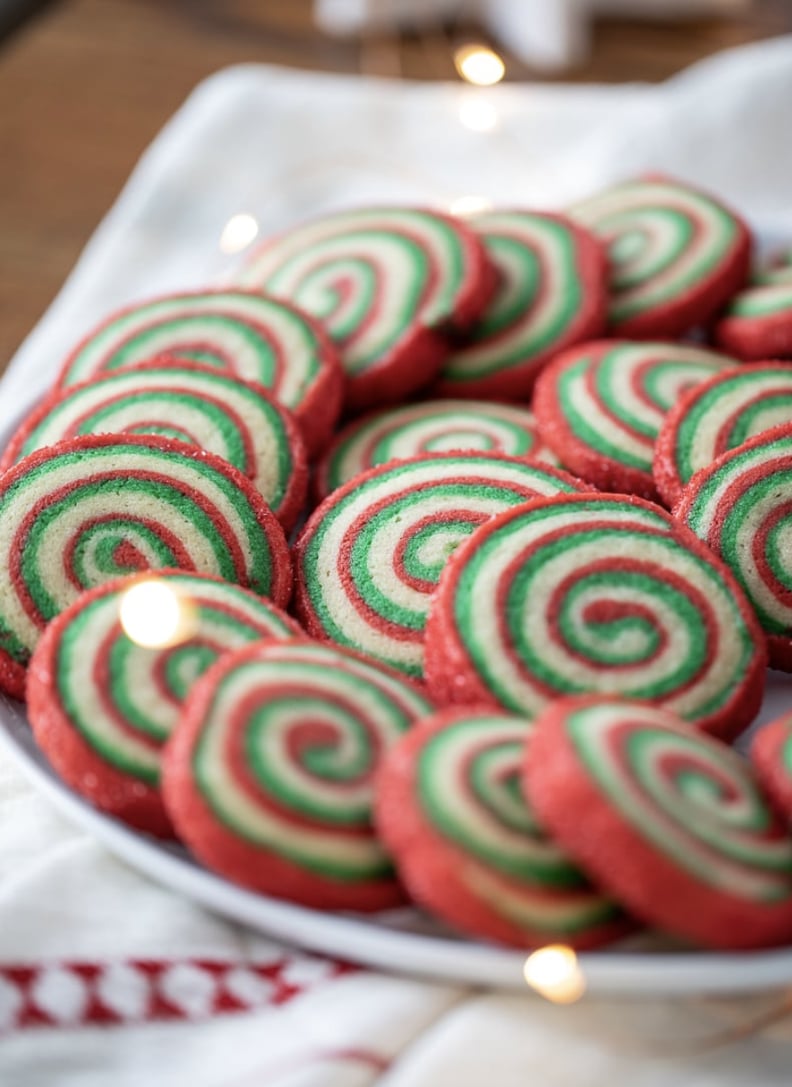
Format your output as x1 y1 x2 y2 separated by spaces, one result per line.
0 955 356 1032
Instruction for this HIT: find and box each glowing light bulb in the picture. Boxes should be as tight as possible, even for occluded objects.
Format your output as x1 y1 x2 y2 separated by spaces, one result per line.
448 194 493 217
219 213 259 255
119 580 195 649
523 945 586 1004
458 96 500 133
454 44 506 87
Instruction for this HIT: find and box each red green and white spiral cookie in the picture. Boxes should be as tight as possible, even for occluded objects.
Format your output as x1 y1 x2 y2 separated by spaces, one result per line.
526 696 792 950
315 399 559 500
2 361 308 531
571 177 751 338
294 452 587 678
27 571 303 838
432 211 607 400
425 493 766 739
375 707 628 949
0 435 292 698
751 712 792 823
162 638 433 910
237 207 495 411
675 422 792 670
55 289 343 456
655 363 792 507
715 252 792 360
532 340 736 499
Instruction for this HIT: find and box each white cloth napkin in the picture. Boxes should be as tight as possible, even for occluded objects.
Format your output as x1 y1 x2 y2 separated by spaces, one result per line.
3 37 792 1085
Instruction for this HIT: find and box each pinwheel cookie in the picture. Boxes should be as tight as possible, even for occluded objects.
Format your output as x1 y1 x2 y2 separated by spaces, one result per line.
532 339 735 499
526 696 792 949
27 571 303 837
237 207 495 411
163 639 433 910
571 176 751 339
434 210 607 400
654 362 792 507
0 435 291 698
425 492 766 740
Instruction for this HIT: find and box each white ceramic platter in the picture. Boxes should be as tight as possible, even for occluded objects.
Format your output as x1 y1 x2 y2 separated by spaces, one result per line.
2 192 792 996
4 673 792 997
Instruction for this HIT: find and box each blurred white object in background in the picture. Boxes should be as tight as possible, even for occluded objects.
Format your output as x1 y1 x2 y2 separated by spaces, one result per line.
315 0 752 70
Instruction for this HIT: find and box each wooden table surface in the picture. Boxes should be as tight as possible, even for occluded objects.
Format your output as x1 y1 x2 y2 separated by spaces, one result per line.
1 0 791 371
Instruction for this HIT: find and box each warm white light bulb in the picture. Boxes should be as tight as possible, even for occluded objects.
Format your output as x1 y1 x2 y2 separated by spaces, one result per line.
454 44 506 87
219 213 259 254
119 581 194 649
523 945 586 1004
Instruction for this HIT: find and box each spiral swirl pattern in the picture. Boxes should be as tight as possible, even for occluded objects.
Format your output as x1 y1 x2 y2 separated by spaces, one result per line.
27 571 302 835
3 362 307 530
316 399 558 499
163 639 433 910
572 178 750 336
376 709 624 948
425 494 765 738
237 207 493 407
0 435 291 695
527 698 792 948
533 340 734 498
435 211 606 398
676 423 792 669
295 453 586 678
655 364 792 506
55 289 342 456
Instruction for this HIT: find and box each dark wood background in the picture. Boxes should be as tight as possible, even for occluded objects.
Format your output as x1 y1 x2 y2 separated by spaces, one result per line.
1 0 791 370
